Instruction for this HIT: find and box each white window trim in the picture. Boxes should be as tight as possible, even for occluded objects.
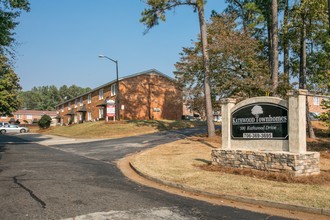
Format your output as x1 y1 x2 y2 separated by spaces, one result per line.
88 94 92 104
111 84 117 96
99 108 104 118
99 89 104 100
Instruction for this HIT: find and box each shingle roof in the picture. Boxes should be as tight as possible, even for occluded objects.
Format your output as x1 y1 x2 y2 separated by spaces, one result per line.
14 110 57 117
57 69 176 106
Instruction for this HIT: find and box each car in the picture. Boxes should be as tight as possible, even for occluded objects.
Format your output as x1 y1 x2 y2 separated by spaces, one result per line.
182 115 197 121
0 122 9 127
213 117 222 122
0 124 29 134
309 112 319 121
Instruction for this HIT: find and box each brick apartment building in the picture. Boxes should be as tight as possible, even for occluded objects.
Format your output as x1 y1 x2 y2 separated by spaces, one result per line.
0 110 57 124
56 69 183 124
307 93 329 115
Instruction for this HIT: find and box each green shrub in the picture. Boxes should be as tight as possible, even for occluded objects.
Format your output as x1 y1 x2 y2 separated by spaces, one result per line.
320 99 330 127
38 114 52 129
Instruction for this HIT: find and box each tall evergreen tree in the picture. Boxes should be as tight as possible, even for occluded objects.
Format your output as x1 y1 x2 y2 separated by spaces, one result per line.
140 0 216 137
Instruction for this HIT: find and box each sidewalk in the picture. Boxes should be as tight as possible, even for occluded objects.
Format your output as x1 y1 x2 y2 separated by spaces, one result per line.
17 133 104 146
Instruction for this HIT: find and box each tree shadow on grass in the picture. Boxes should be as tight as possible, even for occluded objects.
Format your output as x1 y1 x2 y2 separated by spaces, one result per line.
313 127 330 138
126 120 206 132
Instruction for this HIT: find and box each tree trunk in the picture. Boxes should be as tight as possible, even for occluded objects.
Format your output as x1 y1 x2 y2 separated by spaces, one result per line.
299 9 307 89
197 2 216 137
306 99 316 138
267 15 273 76
299 1 315 138
328 0 330 36
283 0 290 85
271 0 279 95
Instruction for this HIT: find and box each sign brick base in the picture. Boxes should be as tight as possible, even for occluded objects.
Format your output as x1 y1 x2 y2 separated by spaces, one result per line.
211 149 320 176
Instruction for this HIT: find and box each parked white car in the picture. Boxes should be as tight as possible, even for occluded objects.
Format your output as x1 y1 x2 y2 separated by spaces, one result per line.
0 125 29 134
0 122 9 127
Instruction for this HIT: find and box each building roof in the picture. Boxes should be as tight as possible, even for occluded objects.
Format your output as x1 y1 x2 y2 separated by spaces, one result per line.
57 69 176 106
14 110 57 117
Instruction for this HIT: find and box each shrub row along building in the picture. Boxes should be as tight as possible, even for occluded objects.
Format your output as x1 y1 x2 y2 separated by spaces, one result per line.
56 69 183 124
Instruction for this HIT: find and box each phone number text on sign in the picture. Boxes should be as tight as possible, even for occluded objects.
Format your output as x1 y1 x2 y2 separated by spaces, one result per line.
243 133 273 139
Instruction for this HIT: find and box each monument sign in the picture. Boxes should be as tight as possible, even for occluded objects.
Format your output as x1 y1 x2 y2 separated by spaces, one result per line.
212 90 320 176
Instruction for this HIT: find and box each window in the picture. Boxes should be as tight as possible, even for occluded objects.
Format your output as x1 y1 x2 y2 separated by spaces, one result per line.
61 104 64 112
16 114 22 119
79 97 83 106
88 94 91 104
27 115 32 120
99 89 104 100
111 84 117 96
68 102 71 110
1 113 7 118
75 99 78 108
313 97 320 105
87 111 92 121
99 108 104 119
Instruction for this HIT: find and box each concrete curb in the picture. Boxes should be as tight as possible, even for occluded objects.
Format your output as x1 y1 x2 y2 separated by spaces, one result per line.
129 161 330 217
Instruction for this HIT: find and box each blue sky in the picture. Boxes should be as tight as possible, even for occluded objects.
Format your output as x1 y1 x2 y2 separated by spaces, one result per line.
14 0 226 91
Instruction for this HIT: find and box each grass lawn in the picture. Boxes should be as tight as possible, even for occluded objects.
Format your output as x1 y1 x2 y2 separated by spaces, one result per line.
37 120 206 139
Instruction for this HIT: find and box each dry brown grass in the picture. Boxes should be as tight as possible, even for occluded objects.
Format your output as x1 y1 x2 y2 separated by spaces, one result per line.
38 120 206 139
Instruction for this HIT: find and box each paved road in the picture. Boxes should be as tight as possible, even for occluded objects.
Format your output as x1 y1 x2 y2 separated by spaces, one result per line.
0 129 290 220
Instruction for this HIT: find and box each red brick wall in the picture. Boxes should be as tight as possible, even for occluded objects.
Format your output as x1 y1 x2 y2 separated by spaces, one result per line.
120 74 182 120
307 96 329 114
57 72 183 123
0 110 57 124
